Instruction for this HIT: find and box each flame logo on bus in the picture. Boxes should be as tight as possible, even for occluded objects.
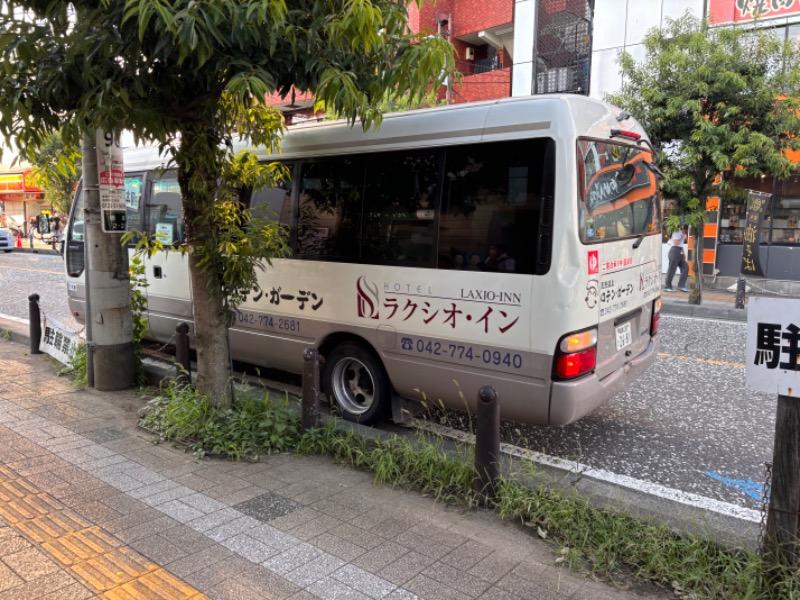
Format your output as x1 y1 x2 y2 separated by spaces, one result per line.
357 276 380 319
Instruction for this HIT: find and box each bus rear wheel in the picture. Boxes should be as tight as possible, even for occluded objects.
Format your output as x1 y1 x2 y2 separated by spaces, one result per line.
324 342 389 425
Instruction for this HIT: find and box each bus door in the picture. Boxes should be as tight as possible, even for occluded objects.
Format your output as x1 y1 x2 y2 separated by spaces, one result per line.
139 174 194 341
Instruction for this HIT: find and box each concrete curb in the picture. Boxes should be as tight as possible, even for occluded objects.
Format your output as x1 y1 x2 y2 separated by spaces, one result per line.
5 247 60 256
661 302 747 322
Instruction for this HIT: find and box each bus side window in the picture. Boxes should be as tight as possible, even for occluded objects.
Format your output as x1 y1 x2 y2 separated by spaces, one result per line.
438 138 554 275
65 186 85 277
362 149 440 268
295 157 364 261
250 167 293 228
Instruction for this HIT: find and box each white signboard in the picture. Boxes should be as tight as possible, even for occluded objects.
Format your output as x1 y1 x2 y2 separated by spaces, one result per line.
746 296 800 398
155 223 174 244
40 318 81 365
96 129 127 233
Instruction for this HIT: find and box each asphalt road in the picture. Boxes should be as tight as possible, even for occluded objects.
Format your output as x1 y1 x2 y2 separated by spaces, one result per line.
0 251 771 514
498 315 771 512
0 251 80 332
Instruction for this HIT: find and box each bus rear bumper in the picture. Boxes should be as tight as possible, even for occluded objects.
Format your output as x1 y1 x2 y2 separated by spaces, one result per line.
548 334 660 426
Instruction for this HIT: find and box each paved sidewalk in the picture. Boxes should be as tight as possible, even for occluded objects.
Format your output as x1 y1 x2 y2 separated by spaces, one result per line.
659 287 747 322
659 274 749 322
0 339 670 599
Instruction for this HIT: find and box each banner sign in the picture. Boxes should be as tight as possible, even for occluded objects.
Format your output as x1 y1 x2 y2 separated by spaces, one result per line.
96 129 127 233
747 296 800 398
739 190 769 278
40 317 81 365
707 0 800 24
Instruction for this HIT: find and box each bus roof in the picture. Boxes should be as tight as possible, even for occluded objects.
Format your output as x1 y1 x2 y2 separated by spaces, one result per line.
121 94 648 170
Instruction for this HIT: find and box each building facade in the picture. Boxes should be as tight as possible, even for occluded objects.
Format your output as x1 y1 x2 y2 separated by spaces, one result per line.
264 1 800 280
0 168 44 234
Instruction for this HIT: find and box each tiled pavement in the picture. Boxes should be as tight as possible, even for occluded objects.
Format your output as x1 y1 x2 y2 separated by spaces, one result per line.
0 340 670 599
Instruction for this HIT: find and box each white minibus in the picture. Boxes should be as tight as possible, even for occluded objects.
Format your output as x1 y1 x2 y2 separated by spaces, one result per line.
65 95 662 426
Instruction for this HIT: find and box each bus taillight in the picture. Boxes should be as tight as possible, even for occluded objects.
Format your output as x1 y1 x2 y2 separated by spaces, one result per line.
651 297 662 336
554 328 597 379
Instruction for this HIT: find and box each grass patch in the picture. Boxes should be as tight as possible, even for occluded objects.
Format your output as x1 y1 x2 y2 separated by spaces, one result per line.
141 380 800 599
58 340 87 387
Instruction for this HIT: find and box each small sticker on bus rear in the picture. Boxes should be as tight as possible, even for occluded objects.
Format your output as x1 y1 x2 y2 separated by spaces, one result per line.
588 250 599 275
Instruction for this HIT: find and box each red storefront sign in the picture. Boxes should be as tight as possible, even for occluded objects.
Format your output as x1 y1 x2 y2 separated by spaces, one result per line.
708 0 800 24
0 170 42 201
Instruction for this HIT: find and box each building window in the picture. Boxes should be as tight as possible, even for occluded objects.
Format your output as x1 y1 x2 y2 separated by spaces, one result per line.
535 0 592 95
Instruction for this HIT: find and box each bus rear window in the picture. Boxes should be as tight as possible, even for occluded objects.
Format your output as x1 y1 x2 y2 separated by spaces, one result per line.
577 138 659 243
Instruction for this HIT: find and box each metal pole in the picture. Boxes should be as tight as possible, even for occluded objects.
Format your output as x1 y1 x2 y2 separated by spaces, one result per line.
473 385 500 503
763 393 800 565
28 294 41 354
735 276 746 310
175 322 191 385
302 348 321 431
81 134 96 388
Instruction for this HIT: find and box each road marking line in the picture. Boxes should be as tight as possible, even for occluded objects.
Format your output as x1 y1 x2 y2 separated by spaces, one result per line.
414 420 761 523
0 463 207 599
0 265 63 275
658 352 745 368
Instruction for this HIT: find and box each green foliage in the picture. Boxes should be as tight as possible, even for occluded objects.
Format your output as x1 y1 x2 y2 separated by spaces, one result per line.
140 383 800 597
139 380 301 460
0 0 454 399
324 89 446 121
141 386 800 597
495 469 800 598
58 341 87 387
129 256 149 384
26 132 81 214
607 13 800 302
608 12 800 228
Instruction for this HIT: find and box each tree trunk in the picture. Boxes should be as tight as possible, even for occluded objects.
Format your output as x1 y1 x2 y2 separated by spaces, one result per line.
689 224 703 305
189 251 231 407
178 124 232 408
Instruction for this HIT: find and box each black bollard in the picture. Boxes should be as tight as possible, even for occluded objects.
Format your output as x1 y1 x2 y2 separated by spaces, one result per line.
28 294 42 355
473 385 500 503
735 276 746 310
302 348 321 431
175 322 191 384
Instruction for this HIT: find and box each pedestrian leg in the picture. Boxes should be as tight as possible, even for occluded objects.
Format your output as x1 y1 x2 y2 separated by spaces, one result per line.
665 247 679 290
677 254 689 290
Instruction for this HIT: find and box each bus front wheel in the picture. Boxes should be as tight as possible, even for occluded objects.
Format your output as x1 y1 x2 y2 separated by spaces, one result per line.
324 342 390 425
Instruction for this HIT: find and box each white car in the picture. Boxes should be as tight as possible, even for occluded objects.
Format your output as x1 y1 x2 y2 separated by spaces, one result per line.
0 227 14 252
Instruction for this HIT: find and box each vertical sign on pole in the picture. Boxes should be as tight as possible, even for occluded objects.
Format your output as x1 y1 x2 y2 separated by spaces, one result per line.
95 130 127 233
746 296 800 564
741 190 769 279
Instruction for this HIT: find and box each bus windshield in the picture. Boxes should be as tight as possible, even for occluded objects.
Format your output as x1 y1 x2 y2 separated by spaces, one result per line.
577 138 659 243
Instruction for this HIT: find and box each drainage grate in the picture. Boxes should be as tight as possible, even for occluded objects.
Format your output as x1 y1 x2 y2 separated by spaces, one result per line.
234 492 302 522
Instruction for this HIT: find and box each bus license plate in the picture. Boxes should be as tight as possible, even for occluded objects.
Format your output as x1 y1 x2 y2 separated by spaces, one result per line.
615 322 632 351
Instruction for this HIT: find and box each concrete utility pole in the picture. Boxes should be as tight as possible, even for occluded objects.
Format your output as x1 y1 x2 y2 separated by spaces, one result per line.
80 133 136 391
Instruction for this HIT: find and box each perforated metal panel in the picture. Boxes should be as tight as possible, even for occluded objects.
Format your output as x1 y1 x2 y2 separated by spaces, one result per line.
535 0 593 95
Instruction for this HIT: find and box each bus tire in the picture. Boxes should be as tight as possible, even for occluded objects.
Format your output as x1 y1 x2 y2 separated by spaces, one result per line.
324 342 390 425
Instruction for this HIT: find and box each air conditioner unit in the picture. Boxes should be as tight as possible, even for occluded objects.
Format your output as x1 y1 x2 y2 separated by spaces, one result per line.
465 47 475 61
